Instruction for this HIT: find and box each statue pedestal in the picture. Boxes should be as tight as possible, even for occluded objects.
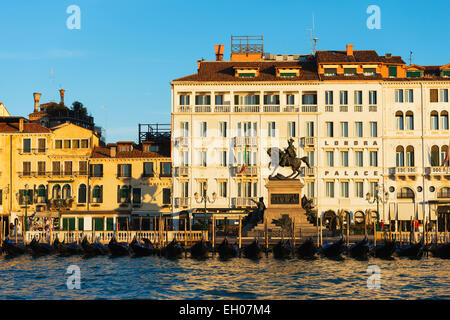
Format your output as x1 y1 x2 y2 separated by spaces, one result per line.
264 179 307 223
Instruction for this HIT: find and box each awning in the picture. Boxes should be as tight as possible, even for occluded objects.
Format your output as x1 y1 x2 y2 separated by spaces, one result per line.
397 202 415 220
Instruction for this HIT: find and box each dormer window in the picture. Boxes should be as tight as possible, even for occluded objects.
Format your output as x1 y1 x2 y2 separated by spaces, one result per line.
363 68 377 76
441 69 450 77
234 67 259 78
406 70 423 78
344 68 357 76
276 67 301 78
389 66 398 78
324 68 337 76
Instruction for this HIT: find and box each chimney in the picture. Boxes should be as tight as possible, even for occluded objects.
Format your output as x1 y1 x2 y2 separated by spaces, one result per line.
59 89 65 105
215 45 224 61
33 92 41 112
346 44 353 56
110 145 116 157
19 118 24 132
197 59 204 71
385 53 392 58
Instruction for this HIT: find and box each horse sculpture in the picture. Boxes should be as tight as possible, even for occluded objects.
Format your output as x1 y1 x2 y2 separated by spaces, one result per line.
267 146 310 179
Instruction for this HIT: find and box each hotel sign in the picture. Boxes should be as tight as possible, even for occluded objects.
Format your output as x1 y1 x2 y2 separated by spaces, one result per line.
271 193 299 205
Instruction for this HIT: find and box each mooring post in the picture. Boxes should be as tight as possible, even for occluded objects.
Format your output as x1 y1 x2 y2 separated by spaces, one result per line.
0 216 3 245
346 212 350 247
374 220 377 247
238 216 242 250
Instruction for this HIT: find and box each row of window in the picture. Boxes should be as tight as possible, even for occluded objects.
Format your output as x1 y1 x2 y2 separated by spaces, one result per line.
395 111 449 130
395 145 450 167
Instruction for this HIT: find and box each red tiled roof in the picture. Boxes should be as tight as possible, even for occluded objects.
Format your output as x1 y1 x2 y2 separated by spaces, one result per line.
0 122 51 133
173 60 319 82
91 146 169 159
316 50 405 65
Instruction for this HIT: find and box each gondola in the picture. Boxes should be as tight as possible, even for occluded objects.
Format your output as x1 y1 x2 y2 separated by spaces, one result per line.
348 236 369 260
2 238 27 257
190 239 210 259
396 240 424 259
217 238 238 260
108 236 129 257
296 238 317 259
429 242 450 259
371 240 396 259
29 237 54 256
243 239 262 260
129 236 154 257
53 237 82 257
162 238 184 259
320 238 345 260
272 240 292 259
81 236 107 257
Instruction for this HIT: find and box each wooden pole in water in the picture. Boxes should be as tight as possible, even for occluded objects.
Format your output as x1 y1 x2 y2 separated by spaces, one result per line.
316 212 319 247
292 218 296 247
346 212 349 247
0 216 3 244
320 216 323 247
139 216 142 241
264 217 268 251
93 218 96 243
238 216 242 249
374 219 377 247
212 216 215 254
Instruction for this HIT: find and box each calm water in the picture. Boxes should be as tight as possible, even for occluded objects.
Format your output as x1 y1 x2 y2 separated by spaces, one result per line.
0 254 449 300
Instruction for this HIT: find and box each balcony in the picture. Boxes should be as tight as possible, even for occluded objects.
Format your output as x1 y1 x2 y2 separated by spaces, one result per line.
214 105 230 112
177 105 191 113
389 167 420 176
354 105 363 112
325 105 333 112
300 137 316 147
301 167 316 177
340 105 348 112
263 105 280 112
301 105 318 113
234 166 258 176
426 166 450 176
74 170 89 177
175 137 189 147
17 171 35 178
283 105 299 112
233 136 257 147
175 197 190 208
369 105 377 112
233 197 258 208
234 105 260 113
194 105 211 113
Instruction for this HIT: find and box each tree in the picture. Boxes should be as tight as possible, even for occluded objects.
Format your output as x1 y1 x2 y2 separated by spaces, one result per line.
71 101 87 115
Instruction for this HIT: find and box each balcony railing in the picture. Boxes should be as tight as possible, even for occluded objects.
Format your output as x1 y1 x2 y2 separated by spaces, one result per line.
354 105 363 112
234 166 258 176
177 105 191 113
325 105 333 112
369 105 377 112
233 197 258 207
17 171 35 177
389 167 420 175
194 105 211 113
302 167 316 176
176 197 190 208
301 137 316 147
427 166 450 175
175 137 189 147
178 166 189 176
214 105 230 112
263 105 280 112
233 136 257 147
234 105 260 113
301 105 318 113
283 105 299 112
340 105 348 112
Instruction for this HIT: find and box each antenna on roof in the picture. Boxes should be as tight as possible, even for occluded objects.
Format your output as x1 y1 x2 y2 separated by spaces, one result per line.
306 13 318 55
409 50 413 65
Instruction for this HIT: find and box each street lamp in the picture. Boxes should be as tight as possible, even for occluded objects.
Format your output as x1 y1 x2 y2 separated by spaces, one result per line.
194 183 216 232
24 184 29 232
366 184 389 235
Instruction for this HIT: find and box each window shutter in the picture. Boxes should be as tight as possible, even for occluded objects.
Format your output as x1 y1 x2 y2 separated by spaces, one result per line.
234 95 239 105
255 95 260 105
430 89 438 103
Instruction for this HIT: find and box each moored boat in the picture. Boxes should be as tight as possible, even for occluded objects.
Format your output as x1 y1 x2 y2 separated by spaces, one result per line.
129 236 154 257
396 240 424 259
243 239 262 260
320 238 345 260
348 236 369 260
162 238 184 259
272 240 292 259
53 237 81 257
296 238 317 259
2 238 27 257
217 238 238 260
108 236 129 257
190 239 209 259
428 242 450 259
29 237 54 256
81 236 107 257
371 240 396 259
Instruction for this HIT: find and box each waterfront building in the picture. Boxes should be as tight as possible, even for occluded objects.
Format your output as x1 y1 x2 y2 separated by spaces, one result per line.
0 93 172 234
170 36 450 232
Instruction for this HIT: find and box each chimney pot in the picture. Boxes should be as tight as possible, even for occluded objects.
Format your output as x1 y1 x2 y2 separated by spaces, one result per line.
385 53 392 58
110 146 116 158
19 118 24 132
59 89 65 105
33 92 42 112
346 44 354 56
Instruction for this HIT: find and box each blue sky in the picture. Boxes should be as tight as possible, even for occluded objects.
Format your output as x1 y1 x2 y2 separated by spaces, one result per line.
0 0 449 143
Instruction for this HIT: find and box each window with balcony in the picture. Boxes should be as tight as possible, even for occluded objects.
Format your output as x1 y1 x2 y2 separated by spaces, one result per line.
286 94 295 105
354 91 363 105
195 95 211 105
22 162 31 176
215 95 224 105
179 95 190 105
264 94 279 105
62 184 71 200
235 94 259 105
302 92 317 105
370 122 378 137
396 111 404 130
406 146 415 167
325 91 333 105
396 146 405 167
339 91 348 105
52 184 61 200
431 145 440 166
237 122 257 137
92 185 103 203
37 185 46 203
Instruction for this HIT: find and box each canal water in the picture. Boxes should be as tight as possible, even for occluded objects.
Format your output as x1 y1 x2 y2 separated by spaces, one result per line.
0 254 448 299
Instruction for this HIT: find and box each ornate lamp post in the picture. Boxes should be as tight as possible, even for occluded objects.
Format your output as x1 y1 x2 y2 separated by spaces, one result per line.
366 184 389 236
194 183 216 233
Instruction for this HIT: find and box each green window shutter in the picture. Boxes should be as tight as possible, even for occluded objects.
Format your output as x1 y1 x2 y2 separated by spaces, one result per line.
238 73 255 77
62 218 68 231
93 218 104 231
407 71 422 78
442 70 450 77
255 95 260 105
163 188 171 205
106 218 114 231
389 66 397 77
69 218 75 231
234 95 239 105
78 218 84 231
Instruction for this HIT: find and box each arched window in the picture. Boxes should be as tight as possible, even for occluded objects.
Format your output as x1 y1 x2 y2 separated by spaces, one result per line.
440 111 449 130
37 185 46 203
441 145 449 166
431 111 439 130
406 145 415 167
405 111 414 130
431 145 440 166
52 184 61 199
62 184 71 199
395 111 404 130
396 146 405 167
78 184 87 203
354 211 365 224
398 187 415 199
438 187 450 198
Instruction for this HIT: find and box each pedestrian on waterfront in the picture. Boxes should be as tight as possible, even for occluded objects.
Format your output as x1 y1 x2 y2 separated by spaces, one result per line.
10 222 14 237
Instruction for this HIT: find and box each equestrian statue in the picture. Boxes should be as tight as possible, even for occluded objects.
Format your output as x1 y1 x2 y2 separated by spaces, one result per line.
267 139 310 179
